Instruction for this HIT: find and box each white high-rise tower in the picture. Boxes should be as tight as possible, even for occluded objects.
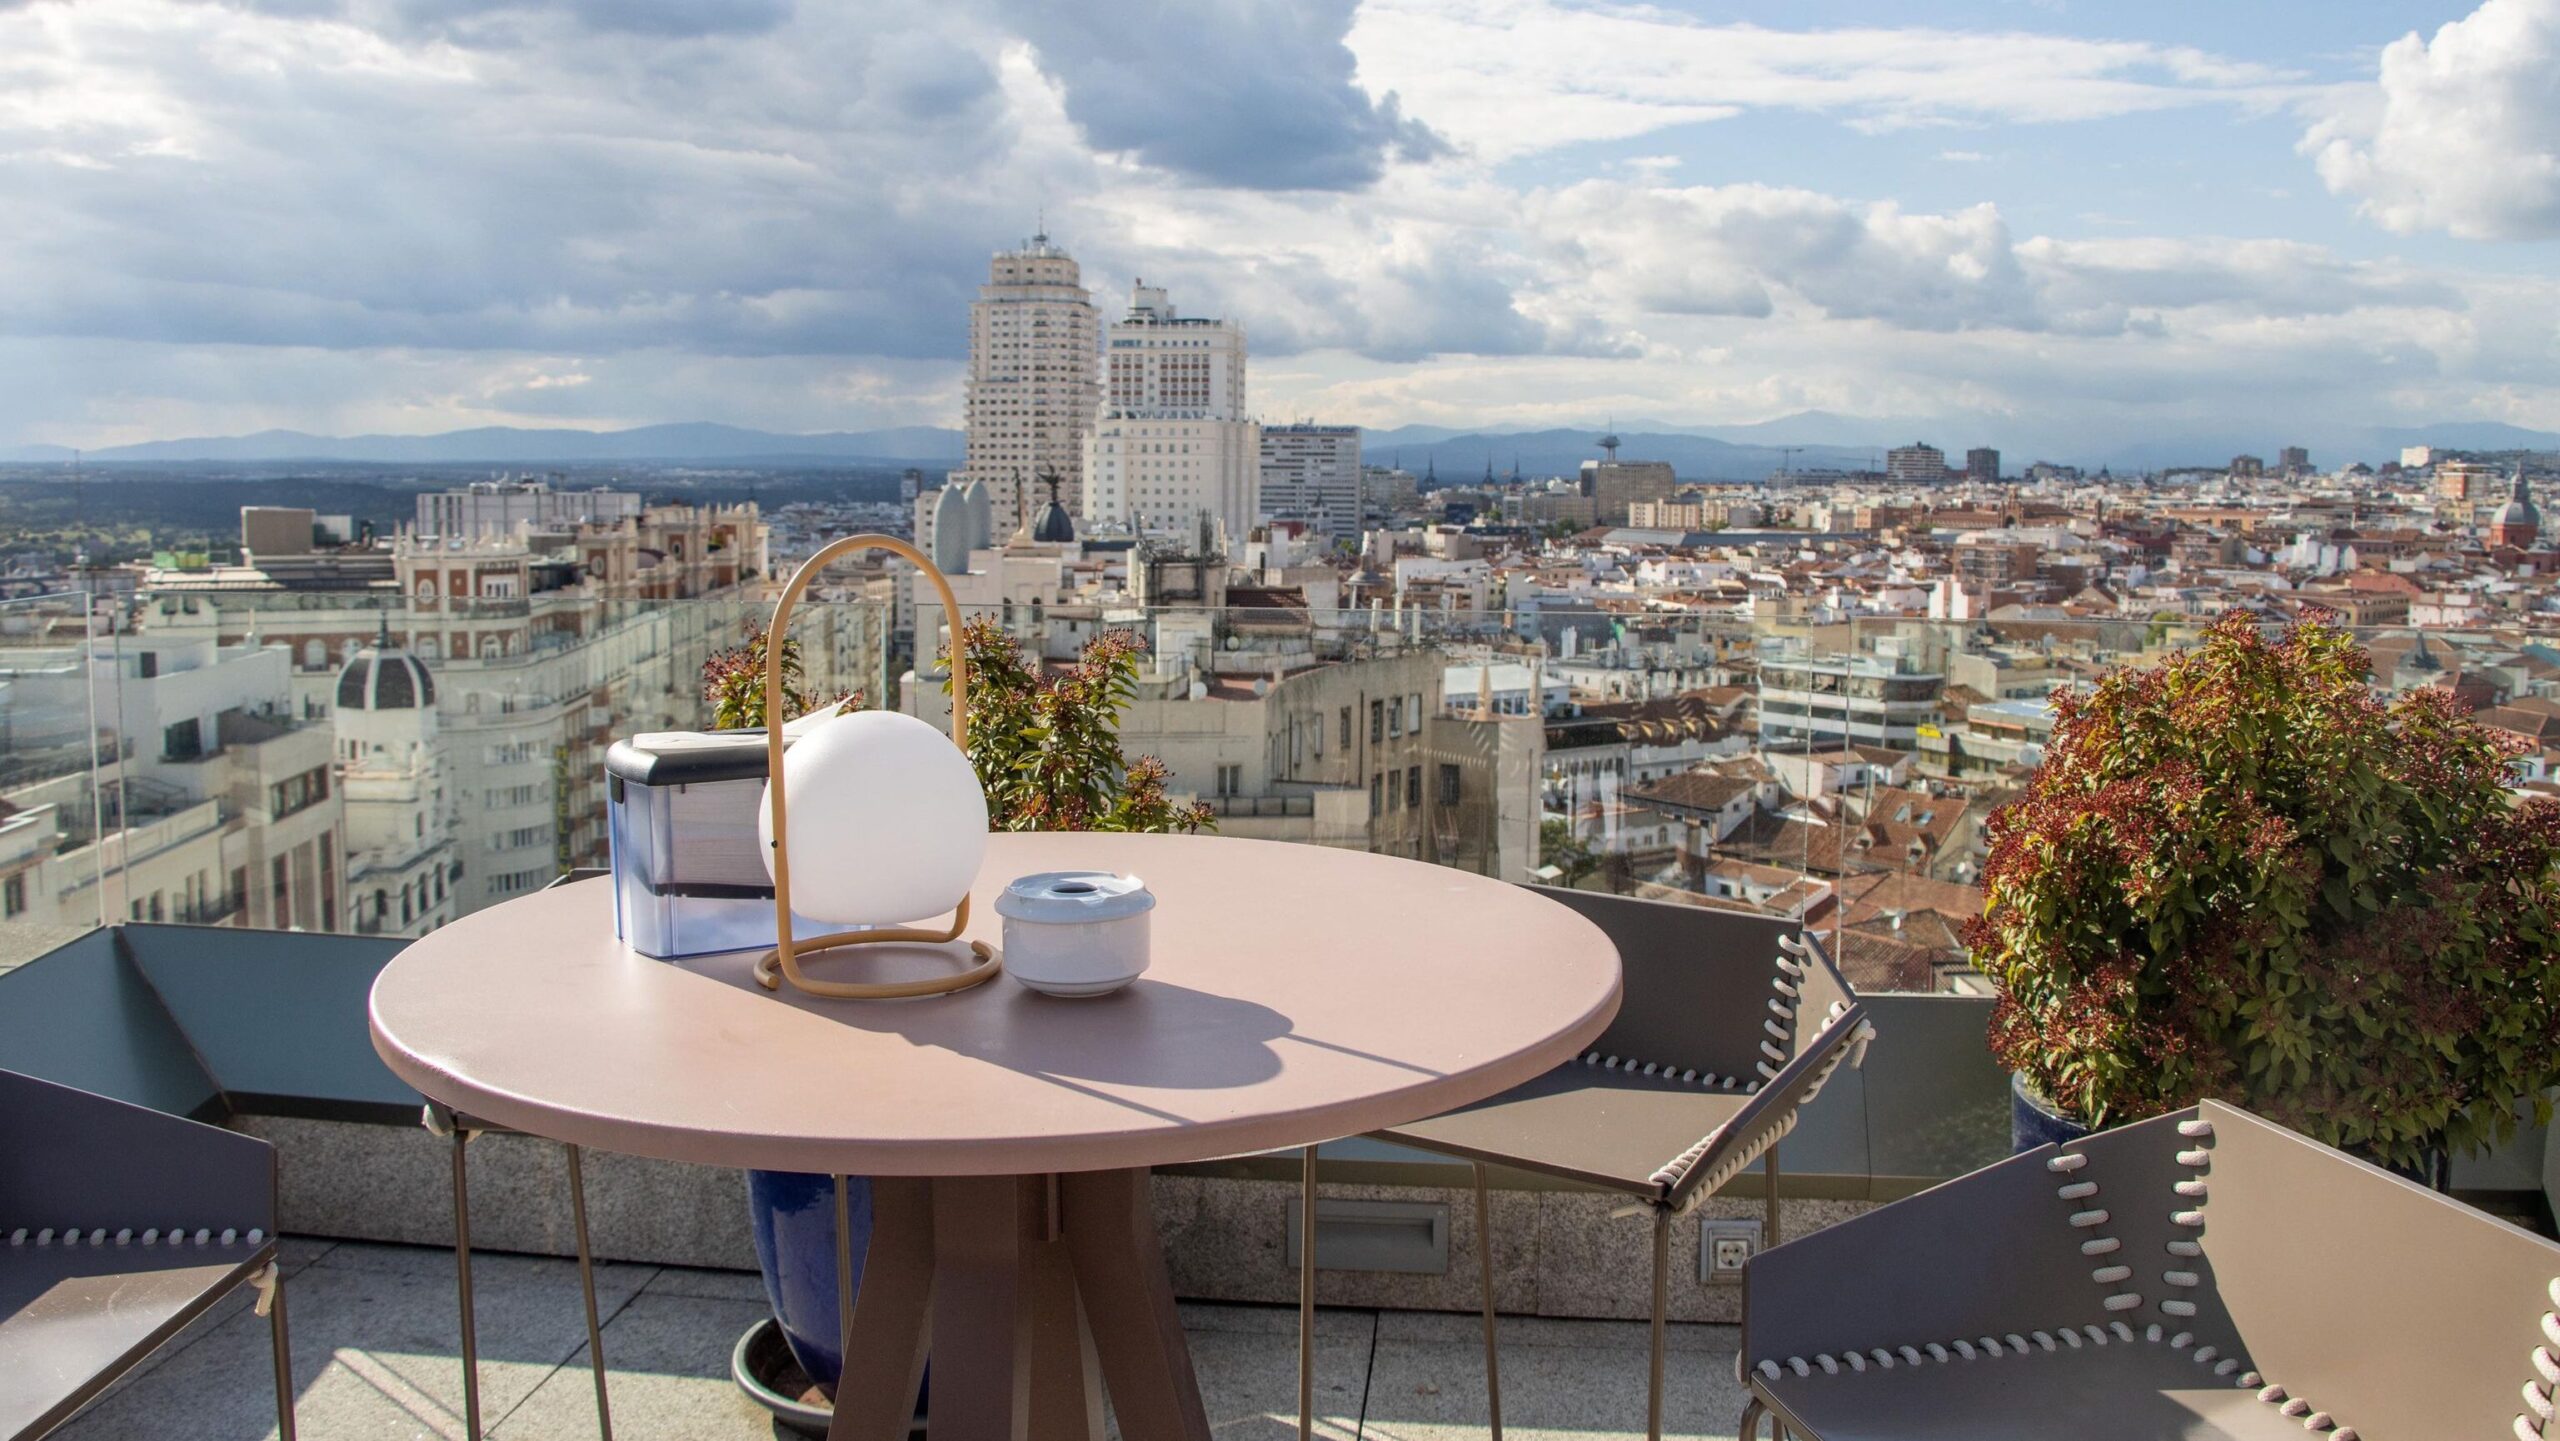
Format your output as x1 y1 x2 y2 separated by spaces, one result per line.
1083 281 1261 547
952 232 1098 538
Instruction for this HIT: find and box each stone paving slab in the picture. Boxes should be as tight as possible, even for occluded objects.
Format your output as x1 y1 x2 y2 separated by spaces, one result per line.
51 1238 1753 1440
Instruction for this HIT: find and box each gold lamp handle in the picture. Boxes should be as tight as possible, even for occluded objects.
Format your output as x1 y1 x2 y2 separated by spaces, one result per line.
758 534 1001 1000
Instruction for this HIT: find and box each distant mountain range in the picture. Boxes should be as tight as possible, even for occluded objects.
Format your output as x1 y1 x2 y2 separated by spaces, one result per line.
3 413 2552 476
0 422 967 466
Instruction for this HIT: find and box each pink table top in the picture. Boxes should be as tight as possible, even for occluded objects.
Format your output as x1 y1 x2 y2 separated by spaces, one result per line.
368 832 1622 1176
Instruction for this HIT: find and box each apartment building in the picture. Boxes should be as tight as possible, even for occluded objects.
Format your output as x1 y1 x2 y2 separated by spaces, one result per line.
1084 282 1261 543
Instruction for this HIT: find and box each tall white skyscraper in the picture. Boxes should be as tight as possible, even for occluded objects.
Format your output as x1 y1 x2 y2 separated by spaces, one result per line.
952 233 1097 538
1084 282 1260 547
1259 424 1363 537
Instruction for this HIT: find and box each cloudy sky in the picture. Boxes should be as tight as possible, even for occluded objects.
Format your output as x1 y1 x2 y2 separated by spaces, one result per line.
3 0 2557 455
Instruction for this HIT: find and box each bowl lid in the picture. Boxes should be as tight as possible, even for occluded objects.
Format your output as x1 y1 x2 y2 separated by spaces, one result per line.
992 870 1155 924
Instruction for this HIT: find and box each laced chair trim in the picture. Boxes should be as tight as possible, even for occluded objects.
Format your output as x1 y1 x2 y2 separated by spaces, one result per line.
9 1225 269 1248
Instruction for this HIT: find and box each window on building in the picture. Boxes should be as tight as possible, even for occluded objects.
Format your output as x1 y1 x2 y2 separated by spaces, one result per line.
1216 763 1242 797
2 874 23 918
1369 774 1382 817
162 718 202 762
1370 701 1384 744
1407 694 1423 732
1387 702 1402 738
271 855 290 923
1407 766 1422 810
269 765 331 819
1438 764 1462 807
1340 707 1351 748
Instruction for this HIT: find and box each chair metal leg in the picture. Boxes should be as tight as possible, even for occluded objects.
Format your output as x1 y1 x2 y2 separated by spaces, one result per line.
566 1144 613 1441
1764 1143 1782 1249
1647 1205 1670 1441
1737 1396 1766 1441
1298 1145 1318 1441
1472 1161 1502 1441
267 1266 297 1441
452 1129 482 1441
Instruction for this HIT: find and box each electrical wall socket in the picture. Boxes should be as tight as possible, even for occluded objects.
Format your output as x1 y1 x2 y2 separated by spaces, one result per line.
1698 1218 1762 1283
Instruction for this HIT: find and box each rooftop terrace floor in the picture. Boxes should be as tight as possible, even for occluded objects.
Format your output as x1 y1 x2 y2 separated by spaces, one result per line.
62 1238 1758 1440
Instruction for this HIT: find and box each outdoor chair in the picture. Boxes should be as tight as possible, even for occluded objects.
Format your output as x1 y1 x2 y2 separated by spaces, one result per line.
1738 1098 2560 1441
0 1066 295 1441
1360 890 1874 1441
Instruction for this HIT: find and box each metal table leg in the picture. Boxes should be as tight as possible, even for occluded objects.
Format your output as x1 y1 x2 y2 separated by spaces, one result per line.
451 1127 482 1441
1299 1145 1318 1441
566 1144 614 1441
1472 1160 1503 1441
432 1107 617 1441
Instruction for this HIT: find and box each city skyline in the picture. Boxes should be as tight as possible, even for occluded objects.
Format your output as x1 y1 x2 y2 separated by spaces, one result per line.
4 0 2556 458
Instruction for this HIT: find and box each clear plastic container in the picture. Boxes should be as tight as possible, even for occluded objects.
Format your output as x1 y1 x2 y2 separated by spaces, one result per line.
606 732 825 958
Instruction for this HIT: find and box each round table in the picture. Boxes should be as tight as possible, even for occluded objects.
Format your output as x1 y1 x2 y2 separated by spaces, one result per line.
371 832 1622 1441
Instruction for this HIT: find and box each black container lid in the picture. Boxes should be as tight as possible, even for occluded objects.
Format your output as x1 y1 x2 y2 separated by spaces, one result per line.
605 731 775 787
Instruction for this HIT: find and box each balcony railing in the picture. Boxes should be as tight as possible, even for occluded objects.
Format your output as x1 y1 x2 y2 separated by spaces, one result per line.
4 586 2553 997
174 890 244 925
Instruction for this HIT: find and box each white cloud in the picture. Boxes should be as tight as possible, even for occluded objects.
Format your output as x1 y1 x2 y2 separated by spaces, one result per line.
0 0 2552 456
1349 0 2307 162
1515 182 2451 339
2304 0 2560 240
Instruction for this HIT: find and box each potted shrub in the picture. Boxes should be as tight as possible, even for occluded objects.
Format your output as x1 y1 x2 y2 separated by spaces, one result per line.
743 618 1209 1422
1969 611 2560 1181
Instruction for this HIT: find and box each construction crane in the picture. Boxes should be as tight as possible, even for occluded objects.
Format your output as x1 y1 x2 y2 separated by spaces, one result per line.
1777 446 1805 478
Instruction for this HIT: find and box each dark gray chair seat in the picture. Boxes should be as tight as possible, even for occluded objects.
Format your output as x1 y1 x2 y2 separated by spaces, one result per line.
0 1068 295 1441
1755 1330 2318 1441
1379 1058 1753 1199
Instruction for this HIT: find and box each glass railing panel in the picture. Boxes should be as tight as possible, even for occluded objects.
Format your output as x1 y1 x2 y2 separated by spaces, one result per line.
0 591 118 959
50 567 2541 995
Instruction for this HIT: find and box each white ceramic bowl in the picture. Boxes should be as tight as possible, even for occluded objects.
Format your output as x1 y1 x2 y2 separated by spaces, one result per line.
993 871 1154 998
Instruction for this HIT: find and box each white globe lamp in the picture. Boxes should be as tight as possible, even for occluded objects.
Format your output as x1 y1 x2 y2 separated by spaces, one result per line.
758 710 988 924
751 534 1002 1000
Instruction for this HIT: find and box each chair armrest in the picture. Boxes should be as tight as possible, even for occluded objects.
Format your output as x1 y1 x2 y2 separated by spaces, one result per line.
1660 998 1869 1210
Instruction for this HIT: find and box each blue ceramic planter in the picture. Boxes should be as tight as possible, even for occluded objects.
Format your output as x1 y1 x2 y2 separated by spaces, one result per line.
746 1168 929 1405
2010 1072 2092 1154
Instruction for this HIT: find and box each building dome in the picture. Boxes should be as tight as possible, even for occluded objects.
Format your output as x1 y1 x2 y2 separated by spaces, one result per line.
1029 468 1075 543
337 626 437 711
2496 472 2540 528
2492 468 2540 549
1032 497 1075 543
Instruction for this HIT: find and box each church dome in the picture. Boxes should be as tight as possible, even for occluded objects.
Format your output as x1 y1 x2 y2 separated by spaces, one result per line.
337 632 437 711
1032 497 1076 543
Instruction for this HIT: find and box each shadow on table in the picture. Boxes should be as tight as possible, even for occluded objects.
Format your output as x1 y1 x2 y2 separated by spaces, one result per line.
674 944 1452 1127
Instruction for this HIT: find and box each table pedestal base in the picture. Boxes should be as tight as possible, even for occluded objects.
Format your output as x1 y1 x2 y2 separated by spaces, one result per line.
830 1168 1209 1441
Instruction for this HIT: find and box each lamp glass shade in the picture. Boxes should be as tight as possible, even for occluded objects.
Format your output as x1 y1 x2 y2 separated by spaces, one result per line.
758 710 990 925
